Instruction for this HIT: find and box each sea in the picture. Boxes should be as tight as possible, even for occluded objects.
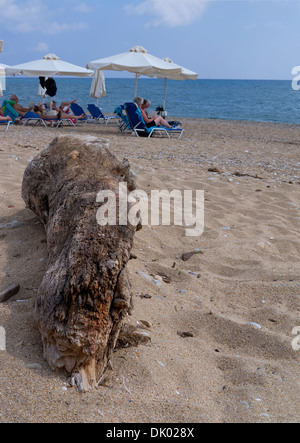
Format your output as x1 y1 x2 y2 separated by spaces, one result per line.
1 77 299 125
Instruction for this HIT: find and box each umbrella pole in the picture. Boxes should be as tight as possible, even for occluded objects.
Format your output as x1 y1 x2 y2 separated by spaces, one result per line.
163 78 167 110
135 74 138 97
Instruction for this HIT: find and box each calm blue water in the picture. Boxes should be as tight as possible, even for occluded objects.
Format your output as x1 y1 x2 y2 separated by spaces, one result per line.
1 77 299 124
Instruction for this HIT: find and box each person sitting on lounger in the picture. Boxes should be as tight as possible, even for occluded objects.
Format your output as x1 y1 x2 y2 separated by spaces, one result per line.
140 99 172 129
9 95 33 117
0 108 12 122
133 97 144 106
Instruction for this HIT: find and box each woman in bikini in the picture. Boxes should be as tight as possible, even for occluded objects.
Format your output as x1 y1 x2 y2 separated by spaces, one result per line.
140 99 172 129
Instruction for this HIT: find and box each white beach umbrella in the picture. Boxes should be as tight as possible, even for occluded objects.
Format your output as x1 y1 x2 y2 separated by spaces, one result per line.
6 54 93 108
7 54 94 78
87 46 182 96
159 58 198 109
0 63 9 98
90 70 106 105
0 63 9 71
162 58 199 81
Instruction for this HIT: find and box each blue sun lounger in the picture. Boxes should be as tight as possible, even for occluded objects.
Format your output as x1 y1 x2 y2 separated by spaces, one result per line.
124 102 184 139
87 104 119 125
69 103 91 125
40 116 77 128
2 101 47 127
114 105 132 134
1 102 18 131
22 111 48 127
0 119 12 132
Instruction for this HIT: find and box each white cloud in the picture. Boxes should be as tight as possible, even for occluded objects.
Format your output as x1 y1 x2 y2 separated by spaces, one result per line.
44 21 88 35
0 0 46 32
244 23 257 30
34 42 49 52
74 2 92 13
124 0 215 27
265 21 285 30
0 0 88 34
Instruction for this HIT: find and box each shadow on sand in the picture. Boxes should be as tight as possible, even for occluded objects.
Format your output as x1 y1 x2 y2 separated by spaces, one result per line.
0 208 62 380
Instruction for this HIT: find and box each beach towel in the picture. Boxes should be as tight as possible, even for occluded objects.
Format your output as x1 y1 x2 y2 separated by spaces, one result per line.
114 105 131 130
2 100 16 113
3 102 19 122
44 78 57 97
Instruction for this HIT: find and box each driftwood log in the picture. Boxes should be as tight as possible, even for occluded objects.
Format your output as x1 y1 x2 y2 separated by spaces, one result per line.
22 135 139 391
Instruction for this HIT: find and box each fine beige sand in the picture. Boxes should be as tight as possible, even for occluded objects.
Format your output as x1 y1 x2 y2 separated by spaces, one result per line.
0 119 299 423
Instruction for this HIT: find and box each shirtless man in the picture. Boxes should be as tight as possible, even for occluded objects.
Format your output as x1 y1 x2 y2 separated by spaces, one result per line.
9 95 33 117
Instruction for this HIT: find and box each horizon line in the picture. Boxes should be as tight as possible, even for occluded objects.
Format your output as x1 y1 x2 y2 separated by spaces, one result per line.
4 76 292 82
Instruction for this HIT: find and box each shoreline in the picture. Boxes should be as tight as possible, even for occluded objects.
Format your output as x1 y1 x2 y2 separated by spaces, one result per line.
178 117 300 127
169 117 300 128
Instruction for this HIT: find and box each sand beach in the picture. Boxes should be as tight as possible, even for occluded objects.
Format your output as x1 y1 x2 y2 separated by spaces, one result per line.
0 119 299 423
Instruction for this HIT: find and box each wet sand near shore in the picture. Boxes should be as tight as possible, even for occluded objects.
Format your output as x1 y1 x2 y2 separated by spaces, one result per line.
0 118 299 423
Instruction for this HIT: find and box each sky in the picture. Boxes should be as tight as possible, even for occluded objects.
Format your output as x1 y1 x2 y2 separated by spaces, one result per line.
0 0 299 80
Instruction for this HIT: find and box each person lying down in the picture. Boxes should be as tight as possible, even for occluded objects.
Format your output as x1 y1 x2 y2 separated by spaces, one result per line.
7 96 86 122
0 108 12 122
32 104 86 121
